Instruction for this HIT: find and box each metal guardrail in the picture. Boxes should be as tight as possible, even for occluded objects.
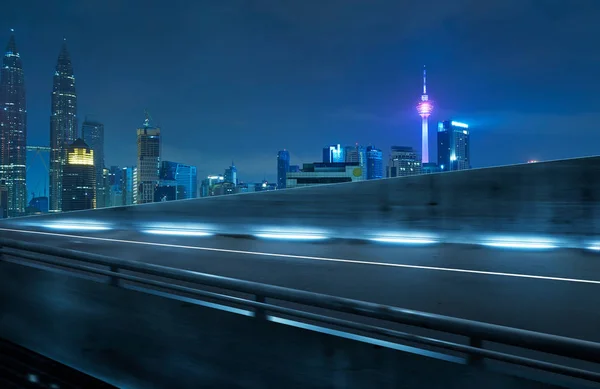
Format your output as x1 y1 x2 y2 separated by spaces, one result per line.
1 237 600 383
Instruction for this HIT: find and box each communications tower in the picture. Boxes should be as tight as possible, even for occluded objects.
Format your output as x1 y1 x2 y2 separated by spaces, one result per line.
416 66 433 163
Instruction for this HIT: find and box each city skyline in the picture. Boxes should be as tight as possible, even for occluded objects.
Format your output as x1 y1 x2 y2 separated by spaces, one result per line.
2 1 599 192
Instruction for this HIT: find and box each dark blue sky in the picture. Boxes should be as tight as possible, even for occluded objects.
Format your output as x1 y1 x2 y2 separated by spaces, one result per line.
2 0 600 195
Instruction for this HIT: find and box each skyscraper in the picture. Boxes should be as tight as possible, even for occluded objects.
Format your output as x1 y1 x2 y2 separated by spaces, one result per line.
158 161 197 200
387 146 422 178
62 138 95 212
366 146 383 180
136 112 160 204
49 39 77 212
416 66 433 164
224 163 237 186
0 31 27 217
277 150 290 189
81 117 105 207
437 120 471 171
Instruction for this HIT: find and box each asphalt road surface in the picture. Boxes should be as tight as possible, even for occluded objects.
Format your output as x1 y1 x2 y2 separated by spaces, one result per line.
1 226 599 343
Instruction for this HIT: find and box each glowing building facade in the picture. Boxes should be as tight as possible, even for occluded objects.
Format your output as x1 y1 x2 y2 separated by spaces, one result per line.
62 138 95 212
416 66 433 164
387 146 422 178
81 117 105 206
50 40 78 212
277 150 290 189
437 120 471 171
136 113 160 204
0 32 27 216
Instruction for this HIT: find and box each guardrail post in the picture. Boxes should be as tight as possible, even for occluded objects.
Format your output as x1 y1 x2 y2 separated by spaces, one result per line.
254 295 266 320
109 265 120 287
468 337 484 366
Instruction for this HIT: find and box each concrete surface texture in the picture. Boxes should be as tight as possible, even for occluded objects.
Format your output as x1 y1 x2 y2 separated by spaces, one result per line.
4 156 600 239
0 260 564 389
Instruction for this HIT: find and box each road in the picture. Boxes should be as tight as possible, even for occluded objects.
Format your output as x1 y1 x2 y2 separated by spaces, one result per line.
1 226 600 343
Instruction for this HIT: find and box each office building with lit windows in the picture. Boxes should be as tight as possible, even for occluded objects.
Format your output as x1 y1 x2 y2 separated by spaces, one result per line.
50 40 78 212
82 117 105 207
387 146 422 178
61 139 95 212
136 113 160 204
366 146 383 180
0 32 27 217
437 120 471 172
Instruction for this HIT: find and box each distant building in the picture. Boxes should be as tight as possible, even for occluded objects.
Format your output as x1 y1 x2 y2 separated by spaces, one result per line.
158 161 197 200
286 162 364 189
136 113 160 204
212 181 236 196
49 40 78 212
437 120 471 171
224 163 237 186
27 196 49 214
62 139 95 212
345 145 367 180
0 183 7 219
200 175 224 197
366 146 383 180
387 146 422 178
81 118 105 207
289 165 300 173
255 180 277 192
277 150 290 189
122 166 135 206
323 144 344 163
0 33 28 217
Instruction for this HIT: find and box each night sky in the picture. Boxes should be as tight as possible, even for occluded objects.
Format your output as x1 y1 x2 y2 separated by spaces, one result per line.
2 0 599 196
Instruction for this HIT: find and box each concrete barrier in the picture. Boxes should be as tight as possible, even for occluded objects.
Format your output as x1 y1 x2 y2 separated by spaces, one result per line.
3 156 600 239
0 260 561 389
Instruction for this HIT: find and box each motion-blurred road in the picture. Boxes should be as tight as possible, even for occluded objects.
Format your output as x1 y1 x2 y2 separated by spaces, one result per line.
2 225 599 343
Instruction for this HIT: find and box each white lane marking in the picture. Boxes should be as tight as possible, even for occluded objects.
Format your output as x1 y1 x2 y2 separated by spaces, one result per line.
2 227 600 285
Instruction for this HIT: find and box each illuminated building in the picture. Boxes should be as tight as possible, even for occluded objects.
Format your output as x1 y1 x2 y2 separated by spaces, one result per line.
416 66 434 164
286 162 364 189
387 146 422 178
345 145 367 180
323 144 344 163
366 146 383 180
200 175 224 197
224 163 237 186
437 120 471 171
277 150 290 189
61 139 95 212
156 161 197 200
0 182 7 218
81 117 105 207
49 39 78 212
0 31 27 217
122 166 135 205
136 112 160 204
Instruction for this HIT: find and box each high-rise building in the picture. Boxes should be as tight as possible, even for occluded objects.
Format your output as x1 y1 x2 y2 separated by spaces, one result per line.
122 166 135 205
224 163 237 186
62 139 95 212
136 113 160 204
323 144 344 163
345 145 367 180
437 120 471 172
0 31 27 217
366 146 383 180
277 150 290 189
416 66 434 164
81 117 105 206
158 161 197 200
387 146 422 178
0 182 7 218
49 39 78 212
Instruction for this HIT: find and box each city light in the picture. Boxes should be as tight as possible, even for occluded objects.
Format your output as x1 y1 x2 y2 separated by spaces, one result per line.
67 147 94 165
480 236 558 250
451 121 469 128
40 220 111 231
